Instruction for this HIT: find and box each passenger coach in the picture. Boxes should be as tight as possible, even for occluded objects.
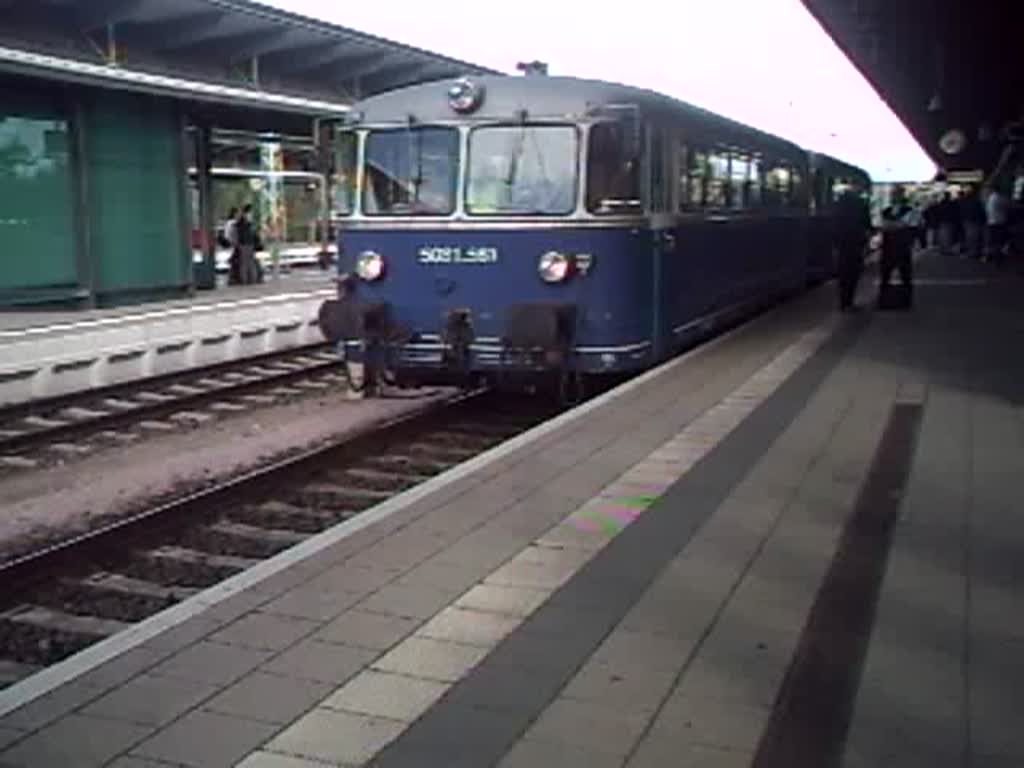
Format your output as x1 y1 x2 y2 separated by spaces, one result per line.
317 74 866 392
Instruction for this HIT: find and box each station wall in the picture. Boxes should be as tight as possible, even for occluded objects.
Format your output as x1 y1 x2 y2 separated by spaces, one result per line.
0 79 191 308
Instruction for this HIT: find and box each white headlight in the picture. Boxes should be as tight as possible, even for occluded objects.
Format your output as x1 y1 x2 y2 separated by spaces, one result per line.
538 251 571 283
356 251 385 281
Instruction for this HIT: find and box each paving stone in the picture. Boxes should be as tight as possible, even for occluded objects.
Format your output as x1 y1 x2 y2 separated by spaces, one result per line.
627 737 753 768
236 752 337 768
0 714 151 768
261 638 376 684
208 612 321 652
0 726 25 751
312 609 420 651
453 583 552 618
371 702 522 768
484 546 593 590
150 641 272 686
526 697 652 758
107 757 186 768
131 709 279 768
321 669 447 722
415 606 521 648
497 737 627 768
357 583 456 620
652 689 772 753
204 671 333 725
82 673 219 727
266 708 406 765
371 636 489 683
0 677 107 731
261 586 362 622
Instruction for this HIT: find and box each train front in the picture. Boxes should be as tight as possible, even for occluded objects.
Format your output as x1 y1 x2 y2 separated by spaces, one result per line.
318 77 654 390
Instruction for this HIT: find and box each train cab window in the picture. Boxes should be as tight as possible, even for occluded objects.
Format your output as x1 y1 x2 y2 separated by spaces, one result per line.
586 121 642 214
705 151 729 208
466 125 577 215
763 163 791 209
362 127 458 216
729 153 749 210
331 129 357 216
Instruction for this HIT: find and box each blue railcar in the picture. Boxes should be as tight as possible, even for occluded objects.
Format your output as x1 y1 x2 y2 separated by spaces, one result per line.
317 74 869 391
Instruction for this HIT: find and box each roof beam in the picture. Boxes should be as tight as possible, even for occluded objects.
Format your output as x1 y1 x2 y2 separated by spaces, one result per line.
74 0 147 31
361 62 450 94
338 53 415 84
170 26 293 60
262 42 375 75
123 11 232 51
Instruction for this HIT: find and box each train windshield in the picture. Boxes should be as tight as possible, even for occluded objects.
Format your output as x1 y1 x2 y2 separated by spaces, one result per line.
465 125 577 215
362 127 459 215
586 121 642 214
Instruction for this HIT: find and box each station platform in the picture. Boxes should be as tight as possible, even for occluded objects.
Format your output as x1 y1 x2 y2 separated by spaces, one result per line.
0 271 334 407
0 250 1020 768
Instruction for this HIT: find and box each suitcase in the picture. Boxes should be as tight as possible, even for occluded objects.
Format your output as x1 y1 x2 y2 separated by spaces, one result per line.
877 281 912 311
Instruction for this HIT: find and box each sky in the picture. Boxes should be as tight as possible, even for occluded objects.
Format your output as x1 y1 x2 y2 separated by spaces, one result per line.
268 0 936 181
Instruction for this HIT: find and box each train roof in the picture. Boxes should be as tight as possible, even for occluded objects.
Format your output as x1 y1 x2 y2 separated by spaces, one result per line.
809 151 872 183
351 74 809 158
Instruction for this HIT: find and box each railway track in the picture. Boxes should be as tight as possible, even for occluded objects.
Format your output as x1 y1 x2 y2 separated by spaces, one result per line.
0 390 562 690
0 345 351 471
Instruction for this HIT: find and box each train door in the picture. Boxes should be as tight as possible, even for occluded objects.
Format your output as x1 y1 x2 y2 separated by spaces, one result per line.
647 123 673 362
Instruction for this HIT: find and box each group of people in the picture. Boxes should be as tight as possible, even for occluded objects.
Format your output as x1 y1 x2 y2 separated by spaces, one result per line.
833 186 919 312
920 186 1011 263
218 204 263 285
832 182 1016 313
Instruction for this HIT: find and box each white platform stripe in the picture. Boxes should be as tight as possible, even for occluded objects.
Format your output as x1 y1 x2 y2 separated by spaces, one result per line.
258 321 836 767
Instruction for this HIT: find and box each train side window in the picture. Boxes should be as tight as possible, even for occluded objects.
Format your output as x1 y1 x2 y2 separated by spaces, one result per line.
763 163 790 209
730 153 749 210
747 157 762 208
648 127 668 213
586 121 642 214
331 129 357 216
676 140 690 210
687 149 708 208
789 165 806 208
705 151 728 208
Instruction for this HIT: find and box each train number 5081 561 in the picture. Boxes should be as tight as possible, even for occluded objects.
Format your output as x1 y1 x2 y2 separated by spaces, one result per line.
417 246 498 264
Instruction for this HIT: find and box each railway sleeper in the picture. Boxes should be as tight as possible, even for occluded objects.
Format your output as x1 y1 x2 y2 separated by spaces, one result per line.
300 482 393 503
403 441 480 462
360 454 453 476
76 572 199 603
143 546 259 574
244 500 348 529
325 468 423 492
0 605 130 639
207 520 309 547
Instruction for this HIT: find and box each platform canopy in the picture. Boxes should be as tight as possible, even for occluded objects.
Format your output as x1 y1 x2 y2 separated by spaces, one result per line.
0 0 498 115
802 0 1019 177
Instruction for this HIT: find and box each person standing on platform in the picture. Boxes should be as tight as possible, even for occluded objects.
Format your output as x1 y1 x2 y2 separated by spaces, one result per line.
961 186 986 260
834 188 872 312
236 204 258 285
879 188 916 309
223 207 240 285
985 186 1009 263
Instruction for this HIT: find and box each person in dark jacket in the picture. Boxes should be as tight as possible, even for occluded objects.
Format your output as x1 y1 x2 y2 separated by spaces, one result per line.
879 190 916 307
834 189 872 311
235 204 258 285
